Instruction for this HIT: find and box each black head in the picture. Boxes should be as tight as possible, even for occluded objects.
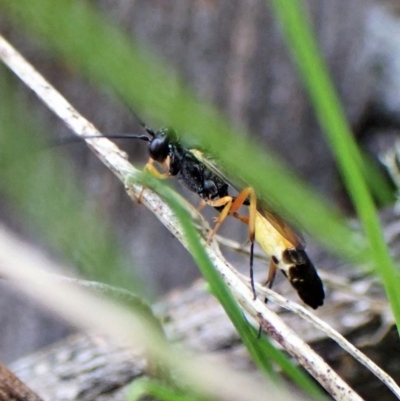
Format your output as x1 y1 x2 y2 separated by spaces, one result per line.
81 125 178 163
148 127 177 163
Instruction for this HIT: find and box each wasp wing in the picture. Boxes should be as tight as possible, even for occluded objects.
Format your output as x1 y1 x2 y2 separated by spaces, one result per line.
189 149 245 190
190 149 306 249
257 207 305 250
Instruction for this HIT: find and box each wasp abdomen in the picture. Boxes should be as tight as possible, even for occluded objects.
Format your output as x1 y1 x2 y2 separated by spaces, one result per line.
283 249 325 309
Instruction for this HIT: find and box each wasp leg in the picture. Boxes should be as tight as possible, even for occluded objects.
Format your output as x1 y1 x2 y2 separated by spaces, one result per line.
138 159 170 203
206 187 255 242
229 187 256 241
197 200 207 212
230 188 257 299
204 196 233 244
232 210 254 286
213 187 258 300
257 260 278 339
143 159 169 179
206 187 259 300
210 187 258 299
232 214 249 224
264 259 277 301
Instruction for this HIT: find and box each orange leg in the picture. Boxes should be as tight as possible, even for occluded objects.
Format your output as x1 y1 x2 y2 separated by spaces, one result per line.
205 196 233 244
228 187 257 241
231 188 257 299
138 159 169 203
265 260 277 289
143 159 169 179
197 200 207 212
205 188 255 243
206 187 259 300
257 260 278 339
233 214 249 225
263 260 277 309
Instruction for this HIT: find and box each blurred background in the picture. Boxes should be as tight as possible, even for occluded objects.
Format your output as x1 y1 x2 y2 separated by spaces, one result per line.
0 0 399 363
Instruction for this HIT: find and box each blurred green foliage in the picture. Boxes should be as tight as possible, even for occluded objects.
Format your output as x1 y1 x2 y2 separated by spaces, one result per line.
0 0 398 399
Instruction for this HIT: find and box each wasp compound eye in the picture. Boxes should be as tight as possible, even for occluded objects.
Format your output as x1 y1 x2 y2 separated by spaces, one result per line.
148 127 178 163
148 130 170 162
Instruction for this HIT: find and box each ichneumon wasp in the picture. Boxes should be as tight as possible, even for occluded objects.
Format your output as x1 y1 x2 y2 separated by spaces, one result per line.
189 149 324 309
85 115 325 309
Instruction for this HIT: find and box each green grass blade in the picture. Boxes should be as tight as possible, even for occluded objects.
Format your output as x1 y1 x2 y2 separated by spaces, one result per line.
128 378 206 401
0 66 147 295
140 174 327 400
139 174 276 376
0 0 385 395
268 0 400 329
0 0 371 265
359 150 394 206
254 327 328 401
0 73 326 397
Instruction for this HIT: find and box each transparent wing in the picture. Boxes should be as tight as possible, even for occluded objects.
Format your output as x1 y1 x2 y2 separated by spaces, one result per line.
190 148 306 249
189 149 240 188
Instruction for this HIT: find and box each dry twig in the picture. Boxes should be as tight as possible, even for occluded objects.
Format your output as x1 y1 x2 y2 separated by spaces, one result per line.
0 362 43 401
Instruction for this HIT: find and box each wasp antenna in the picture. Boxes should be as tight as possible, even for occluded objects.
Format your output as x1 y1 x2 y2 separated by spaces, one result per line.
127 108 146 127
114 94 157 138
145 127 156 137
119 134 150 142
113 89 156 136
122 104 154 134
83 134 150 142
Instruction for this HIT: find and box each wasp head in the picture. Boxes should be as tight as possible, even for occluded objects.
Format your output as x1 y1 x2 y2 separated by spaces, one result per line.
148 127 177 163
